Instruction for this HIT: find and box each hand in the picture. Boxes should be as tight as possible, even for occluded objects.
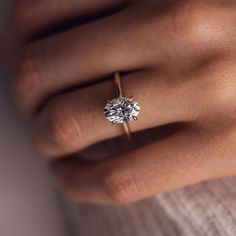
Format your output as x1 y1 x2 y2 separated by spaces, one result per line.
9 0 236 204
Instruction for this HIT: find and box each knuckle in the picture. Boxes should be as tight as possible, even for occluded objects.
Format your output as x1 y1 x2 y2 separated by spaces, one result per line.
45 99 81 149
170 1 227 43
102 167 139 204
207 63 235 106
209 80 236 112
197 65 236 121
12 0 34 31
14 49 42 108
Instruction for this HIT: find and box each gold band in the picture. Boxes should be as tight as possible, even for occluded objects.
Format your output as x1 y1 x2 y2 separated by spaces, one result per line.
114 72 132 140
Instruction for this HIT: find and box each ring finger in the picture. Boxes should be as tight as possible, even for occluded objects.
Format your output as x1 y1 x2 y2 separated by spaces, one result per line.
33 70 198 159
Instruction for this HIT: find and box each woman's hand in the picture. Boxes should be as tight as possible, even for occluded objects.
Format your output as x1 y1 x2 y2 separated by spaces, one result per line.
9 0 236 204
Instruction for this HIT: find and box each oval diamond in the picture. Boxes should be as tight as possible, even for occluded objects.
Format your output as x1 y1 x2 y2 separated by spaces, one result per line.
104 97 140 124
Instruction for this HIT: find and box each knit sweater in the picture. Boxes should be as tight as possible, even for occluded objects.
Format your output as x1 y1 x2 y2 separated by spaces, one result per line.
67 177 236 236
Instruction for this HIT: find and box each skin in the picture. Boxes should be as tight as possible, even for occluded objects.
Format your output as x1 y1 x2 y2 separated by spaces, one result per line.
5 0 236 204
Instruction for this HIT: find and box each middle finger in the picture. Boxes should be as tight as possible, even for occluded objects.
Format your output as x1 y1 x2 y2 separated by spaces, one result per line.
15 5 177 115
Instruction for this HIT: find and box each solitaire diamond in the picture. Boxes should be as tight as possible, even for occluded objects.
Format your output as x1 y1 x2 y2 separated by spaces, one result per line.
104 97 140 124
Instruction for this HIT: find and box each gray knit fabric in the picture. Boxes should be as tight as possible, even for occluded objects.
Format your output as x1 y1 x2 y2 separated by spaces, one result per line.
1 2 236 235
68 177 236 236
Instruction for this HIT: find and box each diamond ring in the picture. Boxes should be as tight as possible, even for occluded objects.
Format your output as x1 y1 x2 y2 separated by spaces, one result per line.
104 72 140 140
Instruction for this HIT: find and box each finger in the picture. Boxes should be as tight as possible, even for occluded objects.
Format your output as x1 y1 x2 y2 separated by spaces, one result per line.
50 128 217 205
12 0 128 40
14 6 172 115
33 70 198 159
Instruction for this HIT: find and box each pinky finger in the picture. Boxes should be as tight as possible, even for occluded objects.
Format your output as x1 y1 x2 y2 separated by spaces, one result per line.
50 127 218 205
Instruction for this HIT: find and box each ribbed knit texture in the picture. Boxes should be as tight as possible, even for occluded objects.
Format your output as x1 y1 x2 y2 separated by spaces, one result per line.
72 177 236 236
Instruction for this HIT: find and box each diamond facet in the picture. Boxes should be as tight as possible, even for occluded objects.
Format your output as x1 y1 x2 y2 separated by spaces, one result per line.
104 97 140 124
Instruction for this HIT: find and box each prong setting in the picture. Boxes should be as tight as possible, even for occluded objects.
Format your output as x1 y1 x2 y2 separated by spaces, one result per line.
104 97 140 124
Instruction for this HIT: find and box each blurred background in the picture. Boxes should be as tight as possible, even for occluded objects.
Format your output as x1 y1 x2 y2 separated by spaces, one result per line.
0 1 78 235
1 1 236 236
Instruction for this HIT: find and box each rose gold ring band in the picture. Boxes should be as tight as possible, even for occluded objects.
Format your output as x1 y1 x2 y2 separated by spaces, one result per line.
114 72 132 140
